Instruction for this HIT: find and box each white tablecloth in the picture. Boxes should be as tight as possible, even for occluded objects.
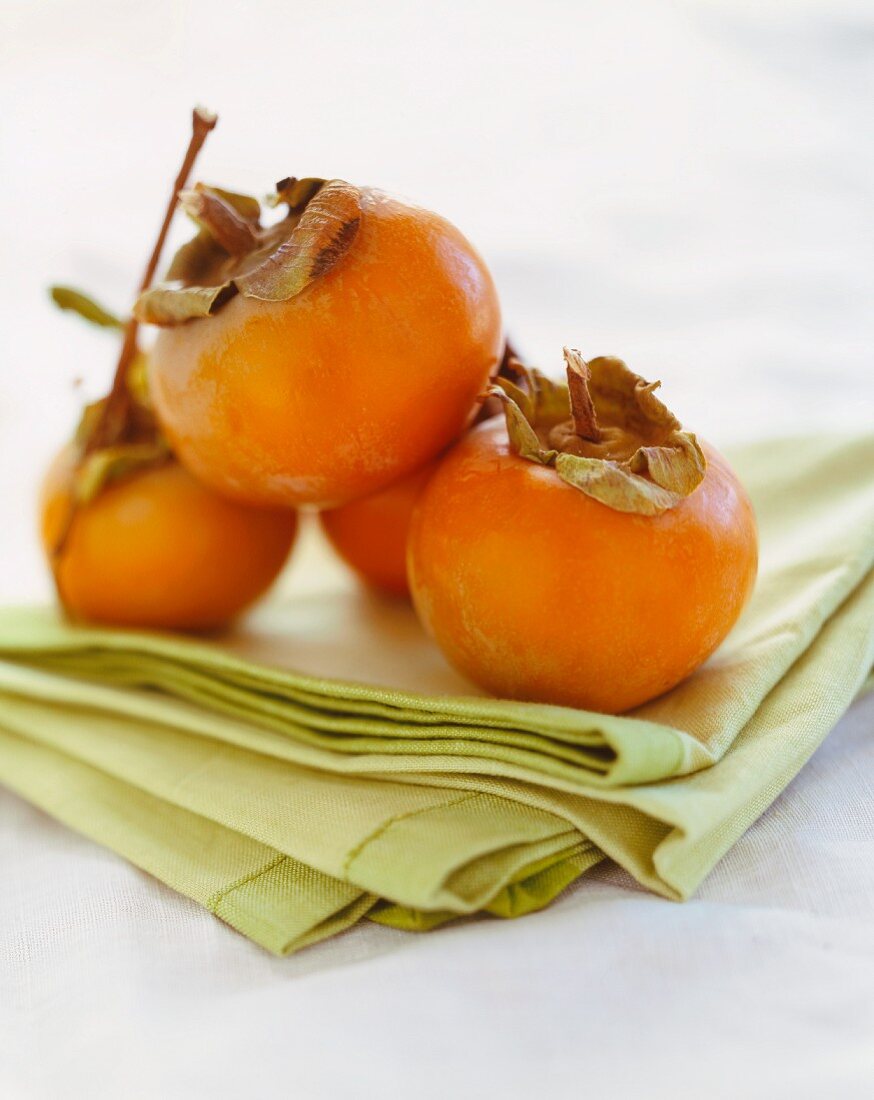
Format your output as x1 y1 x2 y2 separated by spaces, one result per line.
1 1 872 1096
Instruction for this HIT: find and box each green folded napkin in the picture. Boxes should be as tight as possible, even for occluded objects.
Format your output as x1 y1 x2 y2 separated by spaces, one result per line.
0 433 871 954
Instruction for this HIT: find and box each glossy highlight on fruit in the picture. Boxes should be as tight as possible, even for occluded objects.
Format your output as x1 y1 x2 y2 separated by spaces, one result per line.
408 355 758 713
147 187 503 509
320 459 437 597
41 446 297 631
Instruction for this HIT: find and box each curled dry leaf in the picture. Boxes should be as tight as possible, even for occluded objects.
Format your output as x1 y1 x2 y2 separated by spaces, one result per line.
135 178 362 325
179 186 259 256
490 349 706 515
237 181 361 300
165 229 226 284
137 282 237 324
197 184 262 223
267 176 327 212
70 378 171 506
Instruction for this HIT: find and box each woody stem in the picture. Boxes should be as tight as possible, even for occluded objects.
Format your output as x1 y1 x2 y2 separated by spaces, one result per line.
85 106 217 455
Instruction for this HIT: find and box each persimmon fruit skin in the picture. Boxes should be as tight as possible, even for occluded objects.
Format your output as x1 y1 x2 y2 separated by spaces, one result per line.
408 420 758 713
40 446 297 631
319 460 437 597
149 188 503 509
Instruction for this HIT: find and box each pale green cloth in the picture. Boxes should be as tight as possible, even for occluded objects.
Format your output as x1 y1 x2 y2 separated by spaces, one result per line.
0 434 871 954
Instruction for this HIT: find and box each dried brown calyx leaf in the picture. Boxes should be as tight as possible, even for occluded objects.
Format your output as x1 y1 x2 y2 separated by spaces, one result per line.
474 338 525 424
135 177 362 325
46 374 171 572
74 431 171 505
489 349 706 515
178 184 259 256
49 341 171 562
71 372 171 503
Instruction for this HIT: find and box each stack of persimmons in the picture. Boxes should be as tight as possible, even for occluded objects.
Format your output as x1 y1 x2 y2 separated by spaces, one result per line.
41 109 758 715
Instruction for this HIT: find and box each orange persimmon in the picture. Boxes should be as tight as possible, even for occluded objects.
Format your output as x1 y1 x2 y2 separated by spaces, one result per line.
408 351 758 713
140 182 503 509
40 446 296 631
319 459 437 597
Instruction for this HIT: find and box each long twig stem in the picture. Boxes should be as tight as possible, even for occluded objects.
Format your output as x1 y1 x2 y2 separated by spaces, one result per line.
85 107 217 454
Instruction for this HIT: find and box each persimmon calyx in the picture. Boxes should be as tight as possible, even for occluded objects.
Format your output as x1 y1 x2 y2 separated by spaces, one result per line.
71 381 171 505
489 348 707 516
74 439 171 505
47 381 172 566
134 178 362 325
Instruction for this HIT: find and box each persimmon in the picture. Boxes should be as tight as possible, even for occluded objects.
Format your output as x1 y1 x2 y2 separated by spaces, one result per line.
319 459 438 597
41 445 296 631
41 108 297 631
408 351 758 713
138 177 503 509
318 342 521 597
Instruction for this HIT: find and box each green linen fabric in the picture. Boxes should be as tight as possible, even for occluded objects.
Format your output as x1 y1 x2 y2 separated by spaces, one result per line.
0 433 871 953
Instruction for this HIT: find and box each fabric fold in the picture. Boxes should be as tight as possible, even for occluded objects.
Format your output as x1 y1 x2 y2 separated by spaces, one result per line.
0 433 871 952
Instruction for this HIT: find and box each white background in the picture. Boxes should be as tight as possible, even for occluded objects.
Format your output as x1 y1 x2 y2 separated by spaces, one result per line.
1 1 873 1096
